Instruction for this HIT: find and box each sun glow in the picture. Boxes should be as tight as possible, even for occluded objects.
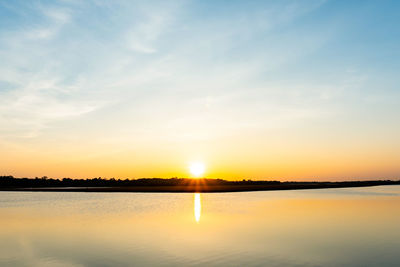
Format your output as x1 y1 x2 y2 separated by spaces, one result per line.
189 162 205 178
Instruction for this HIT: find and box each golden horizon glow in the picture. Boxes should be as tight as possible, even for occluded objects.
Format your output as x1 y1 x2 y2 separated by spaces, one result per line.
194 193 201 223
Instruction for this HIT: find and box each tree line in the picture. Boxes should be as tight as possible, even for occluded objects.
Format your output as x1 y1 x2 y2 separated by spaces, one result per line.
0 175 398 188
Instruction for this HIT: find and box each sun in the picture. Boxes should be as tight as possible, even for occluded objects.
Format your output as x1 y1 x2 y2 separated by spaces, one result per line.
189 162 205 178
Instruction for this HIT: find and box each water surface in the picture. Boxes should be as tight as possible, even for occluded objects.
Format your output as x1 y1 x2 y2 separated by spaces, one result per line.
1 185 400 266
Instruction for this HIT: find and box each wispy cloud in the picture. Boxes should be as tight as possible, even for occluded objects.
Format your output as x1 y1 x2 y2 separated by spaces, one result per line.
0 0 337 142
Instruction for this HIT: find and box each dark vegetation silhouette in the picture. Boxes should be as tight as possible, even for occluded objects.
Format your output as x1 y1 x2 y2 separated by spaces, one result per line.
0 176 399 192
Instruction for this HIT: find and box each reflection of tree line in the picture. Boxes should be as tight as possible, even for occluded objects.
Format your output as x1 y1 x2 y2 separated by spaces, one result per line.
0 175 399 190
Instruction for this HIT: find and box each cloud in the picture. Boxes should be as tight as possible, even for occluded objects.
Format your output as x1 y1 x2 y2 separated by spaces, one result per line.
0 0 338 143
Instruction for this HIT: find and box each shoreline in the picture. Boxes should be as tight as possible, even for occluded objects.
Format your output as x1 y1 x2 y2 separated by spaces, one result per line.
1 182 399 193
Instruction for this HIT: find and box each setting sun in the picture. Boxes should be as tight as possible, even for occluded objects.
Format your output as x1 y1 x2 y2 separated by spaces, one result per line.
189 162 205 178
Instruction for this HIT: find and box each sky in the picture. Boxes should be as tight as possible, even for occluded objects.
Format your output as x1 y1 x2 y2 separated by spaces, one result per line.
0 0 399 180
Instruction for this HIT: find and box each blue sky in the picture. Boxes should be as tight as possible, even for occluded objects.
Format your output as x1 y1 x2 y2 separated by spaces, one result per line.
0 0 399 179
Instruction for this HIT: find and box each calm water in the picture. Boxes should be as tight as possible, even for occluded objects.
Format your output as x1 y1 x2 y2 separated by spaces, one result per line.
1 186 400 267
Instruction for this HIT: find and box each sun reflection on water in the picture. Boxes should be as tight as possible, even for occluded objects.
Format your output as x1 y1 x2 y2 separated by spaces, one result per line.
194 193 201 223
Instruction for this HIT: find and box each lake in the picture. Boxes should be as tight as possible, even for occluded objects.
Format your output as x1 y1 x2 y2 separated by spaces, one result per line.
1 185 400 266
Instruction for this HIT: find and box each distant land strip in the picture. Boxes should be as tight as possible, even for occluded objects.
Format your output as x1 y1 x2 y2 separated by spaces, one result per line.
0 176 399 193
